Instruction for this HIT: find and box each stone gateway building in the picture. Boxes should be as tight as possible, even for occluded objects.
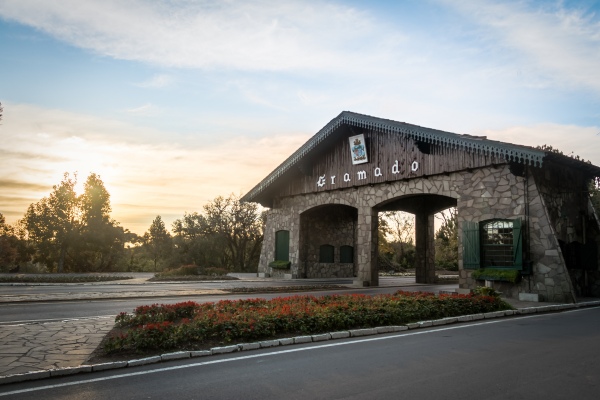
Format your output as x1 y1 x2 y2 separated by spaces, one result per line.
242 112 600 302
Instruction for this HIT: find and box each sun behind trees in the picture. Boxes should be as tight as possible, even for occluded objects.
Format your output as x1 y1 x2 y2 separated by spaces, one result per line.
21 173 132 272
0 174 264 274
1 172 463 274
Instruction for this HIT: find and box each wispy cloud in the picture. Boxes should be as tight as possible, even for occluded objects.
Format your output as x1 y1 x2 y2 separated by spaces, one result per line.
438 0 600 92
479 123 600 164
0 103 307 233
135 74 174 88
0 0 397 73
125 103 161 116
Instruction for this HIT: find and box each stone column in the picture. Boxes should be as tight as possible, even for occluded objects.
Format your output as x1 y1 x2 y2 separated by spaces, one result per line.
415 212 436 284
355 206 379 286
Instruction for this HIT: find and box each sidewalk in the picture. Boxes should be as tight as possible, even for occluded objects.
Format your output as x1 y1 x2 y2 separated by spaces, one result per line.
0 317 114 377
1 280 598 384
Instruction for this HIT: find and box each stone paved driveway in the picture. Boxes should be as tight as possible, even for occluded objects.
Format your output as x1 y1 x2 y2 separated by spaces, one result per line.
0 317 114 376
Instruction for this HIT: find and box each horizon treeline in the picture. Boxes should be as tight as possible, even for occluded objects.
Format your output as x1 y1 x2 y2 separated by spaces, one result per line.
0 172 263 273
0 172 460 274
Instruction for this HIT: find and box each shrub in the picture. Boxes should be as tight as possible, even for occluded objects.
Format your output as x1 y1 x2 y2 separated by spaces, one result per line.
471 268 521 283
269 260 291 269
106 291 512 353
157 265 199 277
199 266 229 276
472 286 500 297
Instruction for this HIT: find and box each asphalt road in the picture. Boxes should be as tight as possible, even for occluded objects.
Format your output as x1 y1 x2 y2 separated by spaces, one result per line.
0 284 458 324
2 307 598 399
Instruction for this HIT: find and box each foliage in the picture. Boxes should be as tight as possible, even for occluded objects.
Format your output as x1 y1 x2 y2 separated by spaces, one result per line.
378 211 415 271
157 265 200 276
1 174 267 274
0 213 20 271
105 292 513 353
203 194 264 272
471 268 521 283
269 260 291 269
200 266 230 276
154 265 229 277
76 174 132 272
143 216 172 271
19 173 130 273
172 194 264 272
171 211 229 268
435 208 458 271
23 173 80 272
472 286 500 297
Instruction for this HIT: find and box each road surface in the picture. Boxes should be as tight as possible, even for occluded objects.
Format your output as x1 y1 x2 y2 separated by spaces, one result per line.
2 306 598 399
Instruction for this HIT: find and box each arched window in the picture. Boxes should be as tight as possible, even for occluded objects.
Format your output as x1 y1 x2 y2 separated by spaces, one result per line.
275 230 289 262
340 245 354 263
319 244 334 263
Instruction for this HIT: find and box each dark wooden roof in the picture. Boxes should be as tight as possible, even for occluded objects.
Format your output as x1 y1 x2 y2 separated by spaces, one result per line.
242 111 600 204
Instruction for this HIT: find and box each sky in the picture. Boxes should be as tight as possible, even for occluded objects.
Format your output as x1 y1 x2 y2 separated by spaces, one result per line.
1 0 600 235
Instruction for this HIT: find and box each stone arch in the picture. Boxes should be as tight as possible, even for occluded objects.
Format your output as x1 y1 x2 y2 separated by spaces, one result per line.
298 204 358 278
375 193 458 283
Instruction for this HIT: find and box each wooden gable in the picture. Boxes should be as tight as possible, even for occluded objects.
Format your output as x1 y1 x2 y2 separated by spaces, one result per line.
242 111 600 207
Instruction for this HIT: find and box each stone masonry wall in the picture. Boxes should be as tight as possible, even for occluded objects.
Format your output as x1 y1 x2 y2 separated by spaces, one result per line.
300 205 356 278
457 164 576 302
259 163 577 301
260 171 463 281
529 164 600 297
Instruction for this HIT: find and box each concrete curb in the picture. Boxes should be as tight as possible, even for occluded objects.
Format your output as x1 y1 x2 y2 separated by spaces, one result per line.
2 300 599 386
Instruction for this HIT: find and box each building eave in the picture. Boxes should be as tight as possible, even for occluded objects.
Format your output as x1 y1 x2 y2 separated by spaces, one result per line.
242 111 596 205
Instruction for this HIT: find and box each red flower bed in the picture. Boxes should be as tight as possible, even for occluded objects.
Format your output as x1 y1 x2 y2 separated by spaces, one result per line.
105 291 511 353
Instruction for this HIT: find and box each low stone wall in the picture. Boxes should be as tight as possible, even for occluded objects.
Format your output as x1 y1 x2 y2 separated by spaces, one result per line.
268 268 291 279
306 263 354 278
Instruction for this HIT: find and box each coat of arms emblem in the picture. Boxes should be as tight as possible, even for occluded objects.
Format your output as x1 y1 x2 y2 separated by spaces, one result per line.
349 134 368 165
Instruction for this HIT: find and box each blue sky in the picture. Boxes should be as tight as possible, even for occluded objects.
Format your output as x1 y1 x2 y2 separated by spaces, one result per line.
1 0 599 234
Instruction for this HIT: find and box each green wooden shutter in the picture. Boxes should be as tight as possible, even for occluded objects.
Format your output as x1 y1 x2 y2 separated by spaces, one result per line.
462 221 480 269
275 230 289 262
512 218 523 270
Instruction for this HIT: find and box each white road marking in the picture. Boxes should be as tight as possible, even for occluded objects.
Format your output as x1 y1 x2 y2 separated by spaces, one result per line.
0 308 593 397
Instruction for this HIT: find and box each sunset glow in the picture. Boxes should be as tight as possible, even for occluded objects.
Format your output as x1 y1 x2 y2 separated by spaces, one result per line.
1 0 599 234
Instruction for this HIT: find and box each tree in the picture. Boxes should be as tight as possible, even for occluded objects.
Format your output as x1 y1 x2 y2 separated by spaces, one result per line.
202 194 263 272
143 215 172 271
21 172 129 272
0 101 3 122
0 213 19 270
435 207 458 271
80 173 111 224
24 173 79 272
171 212 227 267
378 211 415 270
76 173 126 271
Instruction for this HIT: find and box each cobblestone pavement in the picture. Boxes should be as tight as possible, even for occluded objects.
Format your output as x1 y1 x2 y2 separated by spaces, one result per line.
0 317 114 376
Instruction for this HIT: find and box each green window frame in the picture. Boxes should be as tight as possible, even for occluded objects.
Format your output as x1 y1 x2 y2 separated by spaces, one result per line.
275 230 289 262
340 245 354 263
319 244 334 263
462 218 523 270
